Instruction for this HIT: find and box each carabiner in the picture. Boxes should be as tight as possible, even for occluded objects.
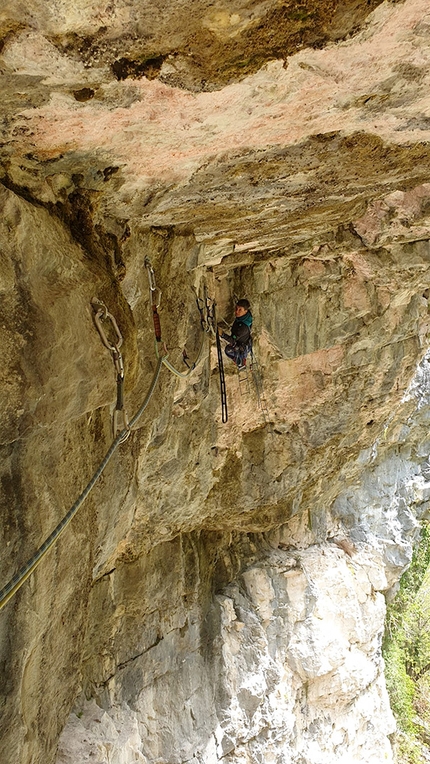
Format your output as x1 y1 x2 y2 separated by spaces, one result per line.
92 300 123 353
145 257 162 308
145 257 157 291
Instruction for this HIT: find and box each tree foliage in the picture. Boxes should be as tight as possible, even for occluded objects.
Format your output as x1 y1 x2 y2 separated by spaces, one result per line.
383 523 430 763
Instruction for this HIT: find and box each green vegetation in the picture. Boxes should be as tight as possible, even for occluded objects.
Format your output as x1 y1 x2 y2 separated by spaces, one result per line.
383 524 430 763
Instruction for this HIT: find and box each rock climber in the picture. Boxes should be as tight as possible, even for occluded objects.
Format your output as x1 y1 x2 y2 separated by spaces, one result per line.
218 298 253 369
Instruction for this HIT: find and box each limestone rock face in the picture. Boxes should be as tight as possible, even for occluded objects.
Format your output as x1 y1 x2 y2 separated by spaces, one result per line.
2 1 430 763
57 545 395 764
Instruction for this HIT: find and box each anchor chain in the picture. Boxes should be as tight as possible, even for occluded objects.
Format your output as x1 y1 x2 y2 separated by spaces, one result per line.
91 298 130 442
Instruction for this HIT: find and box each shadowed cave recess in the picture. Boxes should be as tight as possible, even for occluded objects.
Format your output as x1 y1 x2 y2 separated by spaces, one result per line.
2 0 430 762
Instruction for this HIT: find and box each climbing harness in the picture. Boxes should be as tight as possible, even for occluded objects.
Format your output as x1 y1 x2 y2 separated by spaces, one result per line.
0 355 164 613
144 257 162 342
92 298 129 442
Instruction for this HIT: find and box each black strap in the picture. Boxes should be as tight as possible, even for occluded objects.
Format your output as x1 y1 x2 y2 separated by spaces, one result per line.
116 373 124 410
216 331 228 423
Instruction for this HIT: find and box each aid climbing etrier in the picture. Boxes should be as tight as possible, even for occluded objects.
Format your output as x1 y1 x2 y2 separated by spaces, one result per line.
214 304 228 424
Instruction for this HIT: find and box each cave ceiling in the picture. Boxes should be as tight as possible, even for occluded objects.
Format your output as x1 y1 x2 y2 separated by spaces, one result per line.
1 0 430 264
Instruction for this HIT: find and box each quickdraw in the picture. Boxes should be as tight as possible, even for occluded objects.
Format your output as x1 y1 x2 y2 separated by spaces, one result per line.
91 298 130 442
205 288 216 334
144 257 162 342
191 286 208 332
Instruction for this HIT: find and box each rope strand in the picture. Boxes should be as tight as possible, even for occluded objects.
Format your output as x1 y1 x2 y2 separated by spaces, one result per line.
0 356 164 612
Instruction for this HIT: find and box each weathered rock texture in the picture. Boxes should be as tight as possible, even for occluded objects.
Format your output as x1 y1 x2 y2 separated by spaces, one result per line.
1 0 430 762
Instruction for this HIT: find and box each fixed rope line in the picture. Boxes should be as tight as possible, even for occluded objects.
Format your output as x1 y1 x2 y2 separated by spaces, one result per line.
128 355 164 428
0 356 164 612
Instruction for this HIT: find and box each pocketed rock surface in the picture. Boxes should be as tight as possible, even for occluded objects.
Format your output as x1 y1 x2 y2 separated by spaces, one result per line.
1 1 430 762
